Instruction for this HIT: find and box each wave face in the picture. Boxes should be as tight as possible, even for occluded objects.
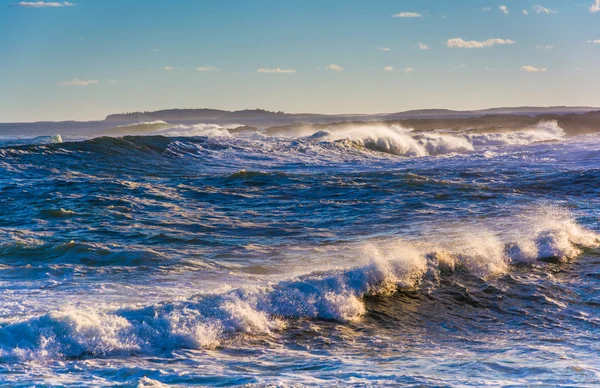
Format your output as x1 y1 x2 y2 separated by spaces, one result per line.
1 207 597 363
300 120 565 157
0 121 600 386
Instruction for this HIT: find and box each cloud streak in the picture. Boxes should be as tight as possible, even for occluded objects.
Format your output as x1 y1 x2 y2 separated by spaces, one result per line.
196 66 221 72
532 5 557 14
392 12 422 18
12 1 74 7
418 43 431 50
327 64 344 72
447 38 515 48
257 68 296 73
522 65 547 72
384 66 393 72
57 79 99 86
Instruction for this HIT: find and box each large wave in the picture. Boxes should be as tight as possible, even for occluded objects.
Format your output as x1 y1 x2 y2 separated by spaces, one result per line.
0 120 568 162
305 120 565 157
0 206 597 362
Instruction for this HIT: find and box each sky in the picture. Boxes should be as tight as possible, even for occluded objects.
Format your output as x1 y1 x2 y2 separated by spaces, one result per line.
0 0 599 122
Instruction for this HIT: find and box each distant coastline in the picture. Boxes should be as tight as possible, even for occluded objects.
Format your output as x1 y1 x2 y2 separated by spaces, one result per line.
101 107 600 137
104 106 599 123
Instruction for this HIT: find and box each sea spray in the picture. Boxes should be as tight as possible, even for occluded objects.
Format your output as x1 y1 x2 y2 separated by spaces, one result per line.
1 206 597 361
301 120 566 157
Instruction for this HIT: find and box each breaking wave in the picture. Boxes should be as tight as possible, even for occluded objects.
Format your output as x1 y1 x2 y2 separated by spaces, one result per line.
0 120 567 162
313 120 565 157
102 121 232 137
1 206 597 362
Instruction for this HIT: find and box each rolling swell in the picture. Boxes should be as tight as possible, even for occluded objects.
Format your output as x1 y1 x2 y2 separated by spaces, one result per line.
1 207 597 361
0 240 164 267
0 120 567 163
0 135 174 159
1 117 600 386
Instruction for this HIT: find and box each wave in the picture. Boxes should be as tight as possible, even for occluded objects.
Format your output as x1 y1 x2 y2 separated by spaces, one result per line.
307 120 565 157
0 120 567 162
102 121 232 138
0 134 63 148
0 240 164 267
0 206 597 362
101 121 175 136
156 123 232 137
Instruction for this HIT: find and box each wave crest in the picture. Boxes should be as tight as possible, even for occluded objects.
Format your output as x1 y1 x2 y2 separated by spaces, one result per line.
311 121 565 157
0 207 597 361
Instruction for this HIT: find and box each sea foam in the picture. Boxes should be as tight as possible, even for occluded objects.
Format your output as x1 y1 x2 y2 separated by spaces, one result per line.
305 120 565 157
0 207 597 361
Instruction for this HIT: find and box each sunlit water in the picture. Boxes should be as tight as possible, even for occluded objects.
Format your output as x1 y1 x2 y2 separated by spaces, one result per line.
0 121 599 386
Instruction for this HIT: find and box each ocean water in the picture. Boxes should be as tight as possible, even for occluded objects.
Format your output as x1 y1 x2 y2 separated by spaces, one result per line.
0 120 599 386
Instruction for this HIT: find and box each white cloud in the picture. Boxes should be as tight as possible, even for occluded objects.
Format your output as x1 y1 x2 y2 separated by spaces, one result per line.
384 66 394 72
533 5 557 14
456 64 467 68
404 68 414 74
499 5 509 14
447 38 515 48
327 64 344 72
257 68 296 73
522 65 547 72
164 66 173 71
591 0 600 12
196 66 221 71
57 79 99 86
13 1 74 7
151 48 159 52
588 39 600 43
108 79 117 84
418 42 431 50
482 7 491 11
376 47 391 51
523 9 529 15
392 12 422 18
536 45 554 49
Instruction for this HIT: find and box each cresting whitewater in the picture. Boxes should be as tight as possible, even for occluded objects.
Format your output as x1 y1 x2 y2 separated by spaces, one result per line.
0 119 599 386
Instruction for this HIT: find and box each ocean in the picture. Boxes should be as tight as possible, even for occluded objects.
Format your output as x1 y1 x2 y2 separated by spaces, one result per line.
0 120 599 386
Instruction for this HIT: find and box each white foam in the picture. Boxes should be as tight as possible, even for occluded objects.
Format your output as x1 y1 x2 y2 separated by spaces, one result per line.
0 242 427 361
137 377 170 388
508 206 600 262
301 120 565 157
423 206 600 272
0 206 597 361
158 123 232 137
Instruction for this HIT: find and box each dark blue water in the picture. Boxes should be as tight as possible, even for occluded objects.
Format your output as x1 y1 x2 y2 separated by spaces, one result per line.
0 121 599 386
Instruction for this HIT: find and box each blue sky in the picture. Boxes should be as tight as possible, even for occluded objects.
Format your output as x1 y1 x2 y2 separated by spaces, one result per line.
0 0 599 122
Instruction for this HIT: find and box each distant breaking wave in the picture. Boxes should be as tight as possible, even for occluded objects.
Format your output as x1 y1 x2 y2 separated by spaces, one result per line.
102 121 233 137
0 120 567 161
0 206 597 361
305 120 565 157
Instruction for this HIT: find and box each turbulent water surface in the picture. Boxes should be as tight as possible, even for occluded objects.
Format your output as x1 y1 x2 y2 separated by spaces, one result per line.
0 120 599 386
